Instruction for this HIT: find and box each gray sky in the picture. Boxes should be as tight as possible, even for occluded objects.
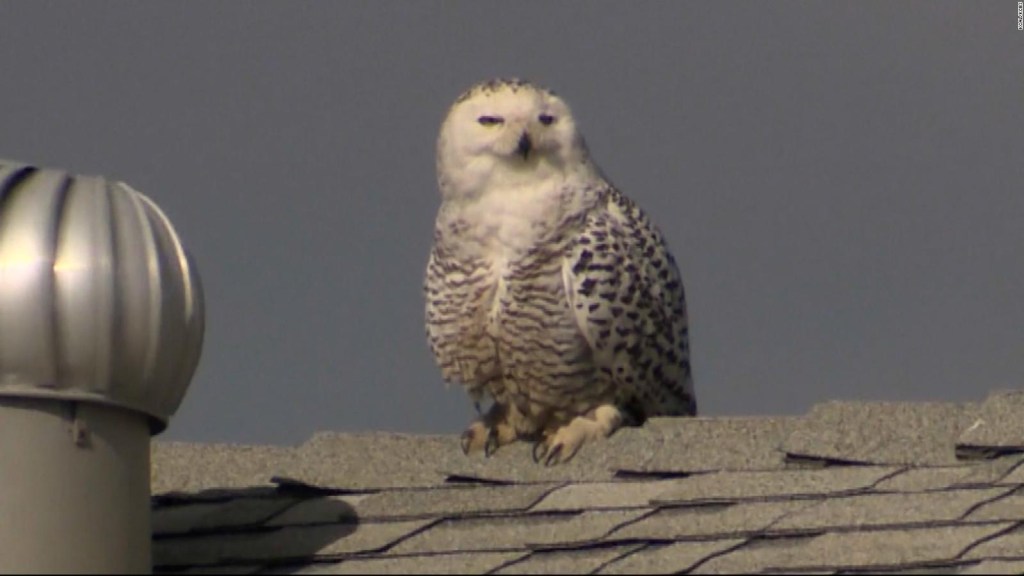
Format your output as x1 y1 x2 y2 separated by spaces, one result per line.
1 2 1021 445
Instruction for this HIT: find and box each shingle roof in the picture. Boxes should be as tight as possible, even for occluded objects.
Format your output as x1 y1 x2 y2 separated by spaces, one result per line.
151 390 1024 574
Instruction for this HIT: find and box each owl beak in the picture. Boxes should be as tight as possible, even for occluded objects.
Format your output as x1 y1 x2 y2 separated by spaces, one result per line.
516 132 532 159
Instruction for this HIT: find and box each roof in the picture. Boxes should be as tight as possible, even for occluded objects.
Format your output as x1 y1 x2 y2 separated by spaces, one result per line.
151 390 1024 574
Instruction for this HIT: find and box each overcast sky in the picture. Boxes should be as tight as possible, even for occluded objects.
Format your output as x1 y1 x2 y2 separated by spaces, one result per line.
1 2 1021 445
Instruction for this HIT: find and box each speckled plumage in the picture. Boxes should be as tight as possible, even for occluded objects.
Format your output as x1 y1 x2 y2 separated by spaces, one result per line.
425 79 695 464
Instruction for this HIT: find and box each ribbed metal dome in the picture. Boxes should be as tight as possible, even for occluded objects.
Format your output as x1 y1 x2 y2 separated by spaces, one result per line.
0 159 204 433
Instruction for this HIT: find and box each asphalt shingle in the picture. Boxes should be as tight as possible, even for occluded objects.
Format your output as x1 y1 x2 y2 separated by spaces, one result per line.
693 523 1012 573
260 495 365 528
965 487 1024 522
995 458 1024 484
957 390 1024 454
781 401 976 466
356 483 558 519
153 501 234 536
150 390 1024 574
152 442 292 494
387 509 647 555
440 440 625 484
275 432 456 490
170 565 264 575
495 544 643 575
606 500 815 541
961 523 1024 560
190 497 302 532
873 455 1024 493
650 466 899 504
154 519 432 568
609 416 797 474
958 559 1024 574
597 540 746 575
769 487 1012 532
288 552 527 574
872 466 979 492
530 479 687 512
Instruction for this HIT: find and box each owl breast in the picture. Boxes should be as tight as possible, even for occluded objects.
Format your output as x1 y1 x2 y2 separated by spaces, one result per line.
487 250 610 428
426 197 614 434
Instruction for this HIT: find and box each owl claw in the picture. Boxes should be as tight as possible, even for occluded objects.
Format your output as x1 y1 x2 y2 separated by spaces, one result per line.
532 440 548 464
484 427 500 457
544 444 565 467
536 405 625 466
531 438 569 466
462 411 515 457
460 428 477 455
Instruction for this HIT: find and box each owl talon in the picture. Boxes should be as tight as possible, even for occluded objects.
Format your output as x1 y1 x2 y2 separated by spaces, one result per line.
532 441 548 463
460 428 477 455
484 427 500 457
462 409 515 457
544 444 565 467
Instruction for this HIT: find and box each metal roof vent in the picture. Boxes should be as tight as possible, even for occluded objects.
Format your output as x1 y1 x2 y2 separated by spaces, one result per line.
0 159 205 573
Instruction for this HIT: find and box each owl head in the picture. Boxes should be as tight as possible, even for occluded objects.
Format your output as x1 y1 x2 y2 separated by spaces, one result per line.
436 79 596 199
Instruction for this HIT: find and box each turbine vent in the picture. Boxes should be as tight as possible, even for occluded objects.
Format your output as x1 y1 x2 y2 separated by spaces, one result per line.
0 158 205 573
0 159 205 433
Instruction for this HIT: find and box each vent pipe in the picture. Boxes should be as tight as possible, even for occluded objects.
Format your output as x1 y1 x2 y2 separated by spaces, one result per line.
0 160 204 573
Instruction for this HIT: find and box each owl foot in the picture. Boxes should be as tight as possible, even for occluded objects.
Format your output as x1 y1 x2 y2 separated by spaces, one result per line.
460 405 517 457
532 404 624 466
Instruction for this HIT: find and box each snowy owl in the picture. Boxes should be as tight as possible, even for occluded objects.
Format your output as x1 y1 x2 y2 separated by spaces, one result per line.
425 78 696 465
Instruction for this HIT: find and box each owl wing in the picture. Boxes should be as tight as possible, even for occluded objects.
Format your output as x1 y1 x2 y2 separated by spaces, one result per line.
424 227 502 401
425 239 461 383
561 187 696 419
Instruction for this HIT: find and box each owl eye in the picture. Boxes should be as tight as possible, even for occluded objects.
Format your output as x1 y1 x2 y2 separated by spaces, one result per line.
538 114 556 126
477 115 504 126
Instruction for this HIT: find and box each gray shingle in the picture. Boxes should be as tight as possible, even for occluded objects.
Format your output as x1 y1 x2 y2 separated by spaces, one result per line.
262 495 365 527
688 535 819 575
693 523 1012 573
957 391 1024 453
530 479 689 512
148 391 1024 574
608 417 796 474
854 566 961 575
357 483 557 519
153 502 231 536
441 441 623 484
597 540 746 574
439 418 785 485
495 544 643 575
962 524 1024 560
651 466 899 504
607 500 816 541
267 484 557 525
152 442 293 494
781 401 976 466
192 497 303 532
770 487 1013 532
153 519 433 567
995 458 1024 484
960 455 1024 486
958 559 1024 574
757 565 835 569
875 456 1024 492
387 510 647 555
157 565 264 575
966 487 1024 522
276 432 456 490
873 467 980 492
288 552 527 574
